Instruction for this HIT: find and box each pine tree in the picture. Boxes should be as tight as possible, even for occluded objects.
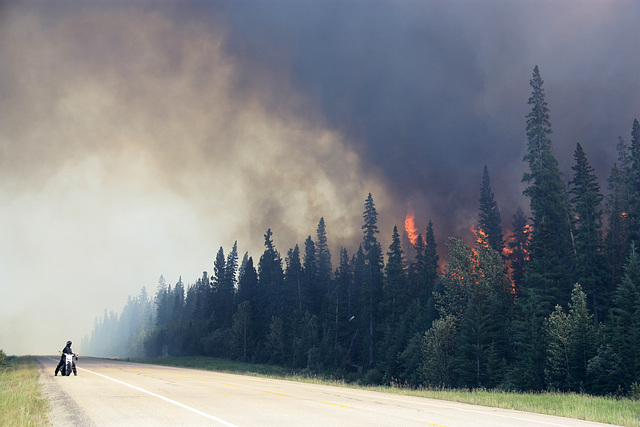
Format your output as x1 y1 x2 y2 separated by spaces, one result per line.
236 256 258 360
478 165 505 254
608 244 640 392
628 119 640 244
384 225 408 326
439 232 513 388
507 207 530 295
332 248 355 369
409 233 425 302
211 247 228 329
258 229 284 334
303 236 317 315
237 257 258 305
522 65 575 311
315 217 332 315
285 245 304 315
605 141 631 286
569 143 609 322
422 220 439 323
282 245 303 353
361 193 384 369
379 225 409 380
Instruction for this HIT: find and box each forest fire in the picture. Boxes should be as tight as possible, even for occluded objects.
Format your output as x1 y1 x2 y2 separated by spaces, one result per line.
404 203 419 245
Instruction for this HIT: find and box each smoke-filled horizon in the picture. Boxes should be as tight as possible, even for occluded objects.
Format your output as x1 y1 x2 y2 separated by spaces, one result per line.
1 0 638 355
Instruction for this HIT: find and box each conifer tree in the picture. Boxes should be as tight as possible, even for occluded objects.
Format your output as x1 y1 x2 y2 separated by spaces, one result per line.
605 140 632 285
282 245 303 346
507 207 530 295
409 233 425 302
544 284 596 391
258 229 284 351
628 119 640 244
315 217 332 315
360 193 384 369
236 256 258 360
569 143 609 322
237 257 258 305
422 220 439 321
303 236 317 315
608 244 640 392
284 245 304 315
478 165 505 254
522 65 574 310
332 248 354 366
384 225 408 326
440 233 513 388
379 225 409 380
211 247 228 329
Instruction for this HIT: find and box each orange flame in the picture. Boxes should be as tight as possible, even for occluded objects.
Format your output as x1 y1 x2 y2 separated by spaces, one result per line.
404 203 419 245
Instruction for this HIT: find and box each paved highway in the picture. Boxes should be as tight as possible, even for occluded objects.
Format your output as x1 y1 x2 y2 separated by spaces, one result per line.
35 356 615 426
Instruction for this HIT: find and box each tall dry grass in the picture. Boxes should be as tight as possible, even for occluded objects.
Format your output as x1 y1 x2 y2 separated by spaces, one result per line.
0 355 49 426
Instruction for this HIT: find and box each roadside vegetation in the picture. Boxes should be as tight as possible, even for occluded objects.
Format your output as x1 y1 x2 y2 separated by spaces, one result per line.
0 351 49 426
128 355 640 427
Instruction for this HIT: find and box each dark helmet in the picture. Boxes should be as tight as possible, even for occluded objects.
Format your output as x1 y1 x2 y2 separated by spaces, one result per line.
66 341 72 346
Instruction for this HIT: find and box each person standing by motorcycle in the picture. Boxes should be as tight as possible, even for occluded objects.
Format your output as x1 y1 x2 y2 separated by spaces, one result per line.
54 340 77 376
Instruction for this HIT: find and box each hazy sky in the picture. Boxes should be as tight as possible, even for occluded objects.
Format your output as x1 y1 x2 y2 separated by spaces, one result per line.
1 0 638 355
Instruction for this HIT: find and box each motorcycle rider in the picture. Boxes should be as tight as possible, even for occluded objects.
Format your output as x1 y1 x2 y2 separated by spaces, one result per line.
54 340 77 376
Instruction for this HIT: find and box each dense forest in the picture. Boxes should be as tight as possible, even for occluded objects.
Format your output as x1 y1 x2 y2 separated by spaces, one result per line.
83 66 640 397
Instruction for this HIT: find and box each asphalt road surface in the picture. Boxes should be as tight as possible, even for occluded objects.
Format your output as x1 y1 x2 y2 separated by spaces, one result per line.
35 356 616 426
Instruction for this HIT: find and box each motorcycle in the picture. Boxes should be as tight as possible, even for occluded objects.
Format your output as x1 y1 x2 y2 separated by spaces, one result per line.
60 352 78 376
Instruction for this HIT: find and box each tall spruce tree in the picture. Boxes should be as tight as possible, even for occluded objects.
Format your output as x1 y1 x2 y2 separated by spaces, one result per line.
434 234 513 388
361 193 384 369
423 220 439 312
379 225 409 380
628 119 640 244
605 138 632 286
303 236 317 315
569 143 609 322
384 225 408 326
608 243 640 392
409 233 425 302
315 217 332 315
508 207 530 296
331 248 354 368
478 165 505 254
522 65 575 310
284 245 304 316
258 229 284 350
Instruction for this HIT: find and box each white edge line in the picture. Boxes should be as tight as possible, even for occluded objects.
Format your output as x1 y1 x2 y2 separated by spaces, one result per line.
80 367 238 427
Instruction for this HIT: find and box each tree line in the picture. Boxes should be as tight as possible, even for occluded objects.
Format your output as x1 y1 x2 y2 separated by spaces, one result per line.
83 66 640 397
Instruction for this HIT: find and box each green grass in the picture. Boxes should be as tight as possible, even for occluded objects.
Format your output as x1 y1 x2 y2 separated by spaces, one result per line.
0 356 49 426
126 356 640 426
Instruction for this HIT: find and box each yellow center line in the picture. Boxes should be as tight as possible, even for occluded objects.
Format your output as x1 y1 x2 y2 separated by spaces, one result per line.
225 383 242 387
197 378 208 382
426 423 447 427
262 390 289 396
322 401 352 409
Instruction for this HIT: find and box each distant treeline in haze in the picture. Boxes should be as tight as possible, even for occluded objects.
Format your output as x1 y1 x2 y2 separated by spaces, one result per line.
83 66 640 397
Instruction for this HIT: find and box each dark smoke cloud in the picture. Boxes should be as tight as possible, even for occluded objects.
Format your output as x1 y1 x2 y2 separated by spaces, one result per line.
212 0 640 239
1 0 638 354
